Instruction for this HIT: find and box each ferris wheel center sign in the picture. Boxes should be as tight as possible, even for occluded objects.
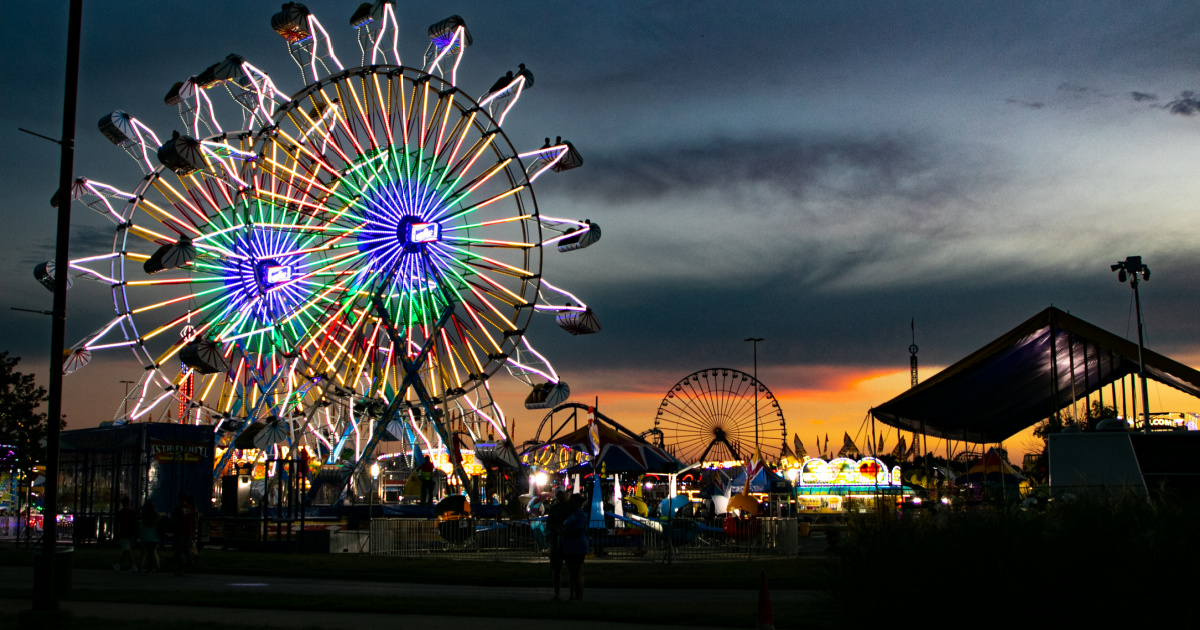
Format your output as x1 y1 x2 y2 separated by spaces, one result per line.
408 222 441 244
262 265 293 284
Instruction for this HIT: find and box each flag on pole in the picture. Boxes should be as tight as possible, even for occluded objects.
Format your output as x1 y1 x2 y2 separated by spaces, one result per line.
587 406 601 456
877 433 885 455
906 435 921 461
589 471 606 529
890 435 907 460
793 434 807 459
612 476 625 529
837 432 860 458
778 440 797 467
743 446 763 495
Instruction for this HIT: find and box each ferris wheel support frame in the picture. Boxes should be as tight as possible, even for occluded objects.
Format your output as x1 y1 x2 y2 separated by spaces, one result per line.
329 261 477 505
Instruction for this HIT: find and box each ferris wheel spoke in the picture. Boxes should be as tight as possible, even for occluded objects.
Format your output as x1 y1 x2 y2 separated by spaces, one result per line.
679 381 722 429
661 396 718 429
658 405 717 433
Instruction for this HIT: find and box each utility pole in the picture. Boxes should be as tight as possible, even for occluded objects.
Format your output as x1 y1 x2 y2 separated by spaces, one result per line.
120 380 135 419
35 0 84 617
909 318 919 388
744 338 764 449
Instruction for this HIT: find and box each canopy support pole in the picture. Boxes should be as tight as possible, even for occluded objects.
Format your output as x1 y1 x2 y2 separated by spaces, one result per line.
1049 323 1062 432
1068 333 1077 424
1122 372 1128 421
1084 340 1094 423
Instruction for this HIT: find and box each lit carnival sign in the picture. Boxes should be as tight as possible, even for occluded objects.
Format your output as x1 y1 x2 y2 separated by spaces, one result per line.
521 443 593 472
798 457 900 486
430 450 485 476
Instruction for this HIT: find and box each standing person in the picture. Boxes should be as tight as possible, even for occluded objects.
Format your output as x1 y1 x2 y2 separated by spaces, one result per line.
172 492 197 575
418 457 435 505
545 491 572 600
113 497 139 572
138 500 163 574
560 493 590 601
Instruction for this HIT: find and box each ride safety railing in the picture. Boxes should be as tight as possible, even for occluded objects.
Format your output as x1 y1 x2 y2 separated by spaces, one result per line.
368 517 799 561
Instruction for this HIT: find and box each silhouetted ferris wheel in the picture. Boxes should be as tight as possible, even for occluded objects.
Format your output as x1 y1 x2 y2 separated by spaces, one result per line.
654 368 786 464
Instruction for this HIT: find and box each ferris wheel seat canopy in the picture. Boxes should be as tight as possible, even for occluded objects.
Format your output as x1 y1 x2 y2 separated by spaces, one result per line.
62 348 92 375
555 308 601 336
160 238 196 270
253 417 291 450
157 133 205 175
524 382 570 410
34 261 72 292
49 178 88 209
181 339 229 375
143 247 168 274
98 111 135 146
214 416 244 434
349 1 393 28
272 3 313 42
163 80 196 106
195 54 247 88
557 221 601 252
428 15 472 46
550 141 583 172
349 3 373 27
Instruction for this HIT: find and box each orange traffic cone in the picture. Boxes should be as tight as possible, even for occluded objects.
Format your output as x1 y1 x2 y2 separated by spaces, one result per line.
757 571 775 630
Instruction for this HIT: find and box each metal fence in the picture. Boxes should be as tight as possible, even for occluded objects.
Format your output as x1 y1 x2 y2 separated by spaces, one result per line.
369 517 799 561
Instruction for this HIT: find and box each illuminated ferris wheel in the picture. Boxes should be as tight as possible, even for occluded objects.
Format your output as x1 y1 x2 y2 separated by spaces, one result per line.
53 2 601 491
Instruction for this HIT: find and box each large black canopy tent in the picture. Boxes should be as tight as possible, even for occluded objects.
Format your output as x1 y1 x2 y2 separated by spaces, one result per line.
871 307 1200 443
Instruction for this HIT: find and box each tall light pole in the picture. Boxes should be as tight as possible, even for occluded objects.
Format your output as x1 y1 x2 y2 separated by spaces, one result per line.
744 338 764 449
119 380 135 419
1111 256 1152 433
35 0 84 616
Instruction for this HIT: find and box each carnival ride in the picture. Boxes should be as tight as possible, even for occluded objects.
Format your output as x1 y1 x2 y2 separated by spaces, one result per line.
49 1 602 503
522 403 681 474
654 368 787 464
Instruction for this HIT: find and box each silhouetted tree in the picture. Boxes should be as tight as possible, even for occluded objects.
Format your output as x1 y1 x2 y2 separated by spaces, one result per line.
0 352 63 478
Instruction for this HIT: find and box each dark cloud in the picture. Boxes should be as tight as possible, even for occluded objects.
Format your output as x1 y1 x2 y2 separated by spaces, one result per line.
558 133 965 210
1005 99 1045 109
20 224 115 267
1131 91 1158 102
1165 91 1200 116
1057 83 1091 94
536 251 1200 380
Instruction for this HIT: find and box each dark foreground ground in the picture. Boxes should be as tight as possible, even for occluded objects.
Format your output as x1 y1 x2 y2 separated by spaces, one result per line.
0 544 833 629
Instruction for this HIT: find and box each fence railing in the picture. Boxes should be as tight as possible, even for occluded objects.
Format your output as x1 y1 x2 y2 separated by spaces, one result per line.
369 517 799 561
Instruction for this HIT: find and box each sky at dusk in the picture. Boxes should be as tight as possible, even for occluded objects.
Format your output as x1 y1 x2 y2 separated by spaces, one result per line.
4 1 1200 463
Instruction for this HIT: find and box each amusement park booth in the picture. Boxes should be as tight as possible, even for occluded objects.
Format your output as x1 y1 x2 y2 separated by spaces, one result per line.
787 456 907 513
59 423 215 542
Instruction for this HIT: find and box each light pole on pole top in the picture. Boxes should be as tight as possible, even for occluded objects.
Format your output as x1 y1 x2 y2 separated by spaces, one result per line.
1111 256 1152 433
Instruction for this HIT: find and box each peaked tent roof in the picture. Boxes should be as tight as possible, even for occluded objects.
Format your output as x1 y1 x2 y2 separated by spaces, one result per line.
871 307 1200 443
